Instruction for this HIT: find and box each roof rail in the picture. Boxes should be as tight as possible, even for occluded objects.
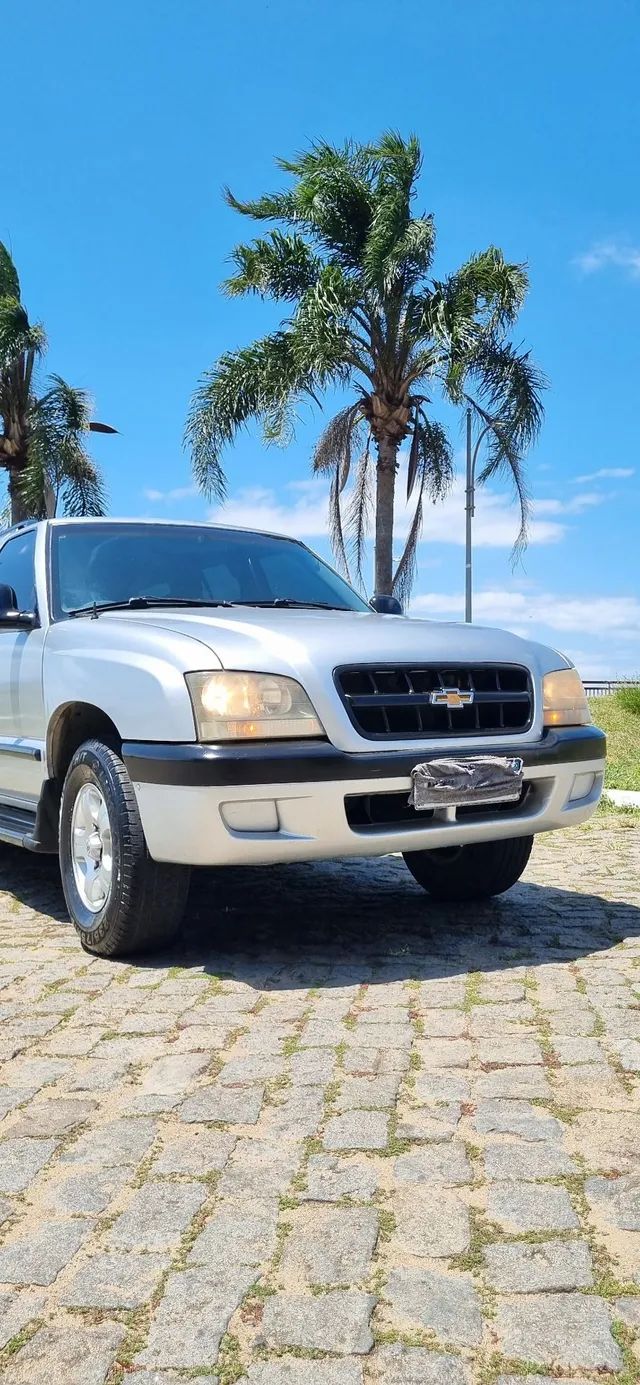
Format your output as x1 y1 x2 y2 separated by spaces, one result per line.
0 519 38 538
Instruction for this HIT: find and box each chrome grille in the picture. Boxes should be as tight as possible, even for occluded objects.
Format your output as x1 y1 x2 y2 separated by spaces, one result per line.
335 664 533 739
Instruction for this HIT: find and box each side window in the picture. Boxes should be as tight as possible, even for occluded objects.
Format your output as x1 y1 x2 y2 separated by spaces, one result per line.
0 530 37 612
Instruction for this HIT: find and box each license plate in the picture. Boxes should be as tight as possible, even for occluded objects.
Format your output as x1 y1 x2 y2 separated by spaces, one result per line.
409 755 524 811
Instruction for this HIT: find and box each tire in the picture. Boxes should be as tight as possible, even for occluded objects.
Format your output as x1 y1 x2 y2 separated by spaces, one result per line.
59 738 190 957
403 834 533 903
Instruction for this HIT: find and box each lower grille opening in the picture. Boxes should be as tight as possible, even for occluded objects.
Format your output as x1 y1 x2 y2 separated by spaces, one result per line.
345 784 532 833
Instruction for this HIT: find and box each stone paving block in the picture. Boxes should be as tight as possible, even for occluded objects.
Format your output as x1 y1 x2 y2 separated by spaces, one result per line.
0 1059 67 1091
152 1125 236 1175
474 1067 551 1099
180 1083 265 1125
187 1202 278 1267
259 1291 375 1353
324 1110 389 1150
39 1164 129 1214
484 1239 593 1291
497 1378 592 1385
302 1021 350 1047
484 1141 576 1181
553 1063 633 1111
568 1111 640 1172
417 1010 467 1037
368 1344 470 1383
336 1076 399 1110
108 1181 206 1250
413 1072 470 1102
59 1250 168 1307
0 1137 57 1192
139 1054 210 1094
586 1173 640 1229
386 1266 482 1346
136 1266 257 1367
551 1036 605 1063
342 1047 410 1075
91 1036 167 1064
0 1088 37 1120
216 1137 302 1199
0 1195 13 1224
301 1155 379 1203
246 1362 363 1384
396 1106 461 1142
0 1319 125 1385
347 1024 412 1048
116 1010 177 1033
394 1142 472 1186
60 1115 157 1166
416 1039 473 1068
0 1218 91 1284
266 1085 324 1138
613 1296 640 1327
127 1375 214 1385
473 1099 562 1142
7 1097 96 1137
289 1048 336 1084
476 1036 544 1066
611 1038 640 1071
59 1058 129 1092
0 1289 45 1349
281 1205 379 1283
486 1181 579 1232
495 1292 621 1371
219 1055 285 1084
392 1188 470 1257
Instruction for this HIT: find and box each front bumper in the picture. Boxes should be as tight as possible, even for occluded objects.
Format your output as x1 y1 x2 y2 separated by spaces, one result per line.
124 726 606 867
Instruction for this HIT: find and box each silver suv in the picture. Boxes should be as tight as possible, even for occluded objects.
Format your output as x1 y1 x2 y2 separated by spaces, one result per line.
0 518 605 956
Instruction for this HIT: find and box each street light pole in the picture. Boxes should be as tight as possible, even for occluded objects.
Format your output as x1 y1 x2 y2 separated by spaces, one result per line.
465 408 474 623
464 409 506 623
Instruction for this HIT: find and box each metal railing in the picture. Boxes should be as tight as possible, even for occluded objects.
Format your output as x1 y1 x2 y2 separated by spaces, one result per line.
584 678 640 697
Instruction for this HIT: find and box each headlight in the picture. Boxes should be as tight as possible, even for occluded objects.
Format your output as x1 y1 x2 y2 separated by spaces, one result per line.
185 671 324 742
542 668 591 727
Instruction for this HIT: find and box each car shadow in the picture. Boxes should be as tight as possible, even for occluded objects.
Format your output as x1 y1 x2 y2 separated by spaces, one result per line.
1 842 639 989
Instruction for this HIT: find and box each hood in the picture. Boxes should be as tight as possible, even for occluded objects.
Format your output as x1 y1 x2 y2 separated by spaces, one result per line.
97 604 561 678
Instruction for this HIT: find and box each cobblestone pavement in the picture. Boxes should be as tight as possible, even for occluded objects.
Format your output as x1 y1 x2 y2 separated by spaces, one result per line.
0 817 639 1384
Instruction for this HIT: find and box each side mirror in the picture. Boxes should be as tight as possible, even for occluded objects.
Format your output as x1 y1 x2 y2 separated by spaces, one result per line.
0 583 36 629
369 593 403 616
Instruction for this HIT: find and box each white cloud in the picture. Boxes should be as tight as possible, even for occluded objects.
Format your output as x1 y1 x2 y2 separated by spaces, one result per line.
144 484 198 503
574 240 640 278
211 473 566 550
534 491 608 515
410 588 640 676
572 467 635 484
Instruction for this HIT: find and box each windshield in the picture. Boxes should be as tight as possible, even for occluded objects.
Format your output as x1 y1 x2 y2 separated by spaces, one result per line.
50 523 370 618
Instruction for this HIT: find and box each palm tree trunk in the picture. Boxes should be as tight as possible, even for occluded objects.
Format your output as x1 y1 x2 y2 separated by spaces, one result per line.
8 468 28 524
374 436 397 595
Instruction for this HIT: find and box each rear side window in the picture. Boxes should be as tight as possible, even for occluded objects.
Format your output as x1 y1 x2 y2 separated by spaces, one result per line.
0 530 37 612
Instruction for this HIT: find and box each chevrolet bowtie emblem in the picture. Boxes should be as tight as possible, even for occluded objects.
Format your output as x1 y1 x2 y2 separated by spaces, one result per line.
430 687 475 709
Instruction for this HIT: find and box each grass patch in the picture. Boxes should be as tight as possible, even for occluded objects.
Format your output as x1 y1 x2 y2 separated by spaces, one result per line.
589 694 640 792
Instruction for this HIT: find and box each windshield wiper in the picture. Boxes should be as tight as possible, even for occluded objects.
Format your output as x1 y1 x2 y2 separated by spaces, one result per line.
231 599 344 610
68 596 234 618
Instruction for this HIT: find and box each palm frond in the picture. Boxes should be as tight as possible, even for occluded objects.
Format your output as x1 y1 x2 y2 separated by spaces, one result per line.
392 483 423 608
186 331 318 498
224 230 321 300
0 299 46 369
0 243 20 301
346 439 373 588
312 402 364 490
393 416 453 603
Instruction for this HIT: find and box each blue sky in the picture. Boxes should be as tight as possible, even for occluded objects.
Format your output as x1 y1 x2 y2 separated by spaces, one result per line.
3 0 639 675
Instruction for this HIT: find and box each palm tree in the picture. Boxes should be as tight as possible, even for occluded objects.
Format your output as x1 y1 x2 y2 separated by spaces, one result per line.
187 134 545 600
0 242 113 524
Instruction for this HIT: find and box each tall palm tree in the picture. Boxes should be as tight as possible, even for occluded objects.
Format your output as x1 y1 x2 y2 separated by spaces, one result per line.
0 242 113 524
187 133 545 600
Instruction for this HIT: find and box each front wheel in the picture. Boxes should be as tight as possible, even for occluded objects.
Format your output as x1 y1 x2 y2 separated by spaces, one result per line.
403 835 533 902
59 738 190 957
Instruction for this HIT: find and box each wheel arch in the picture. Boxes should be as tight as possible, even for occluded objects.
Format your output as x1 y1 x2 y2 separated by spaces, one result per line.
47 702 123 783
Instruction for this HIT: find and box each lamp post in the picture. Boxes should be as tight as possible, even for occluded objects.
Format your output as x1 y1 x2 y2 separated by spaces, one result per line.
464 407 506 623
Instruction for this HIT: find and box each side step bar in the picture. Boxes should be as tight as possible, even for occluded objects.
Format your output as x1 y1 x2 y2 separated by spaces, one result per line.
0 803 38 848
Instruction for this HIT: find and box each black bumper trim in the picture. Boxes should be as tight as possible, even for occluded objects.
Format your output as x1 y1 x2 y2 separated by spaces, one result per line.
123 726 606 789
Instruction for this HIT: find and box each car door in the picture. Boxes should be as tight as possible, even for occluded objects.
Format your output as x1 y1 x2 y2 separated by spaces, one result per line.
0 527 47 804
